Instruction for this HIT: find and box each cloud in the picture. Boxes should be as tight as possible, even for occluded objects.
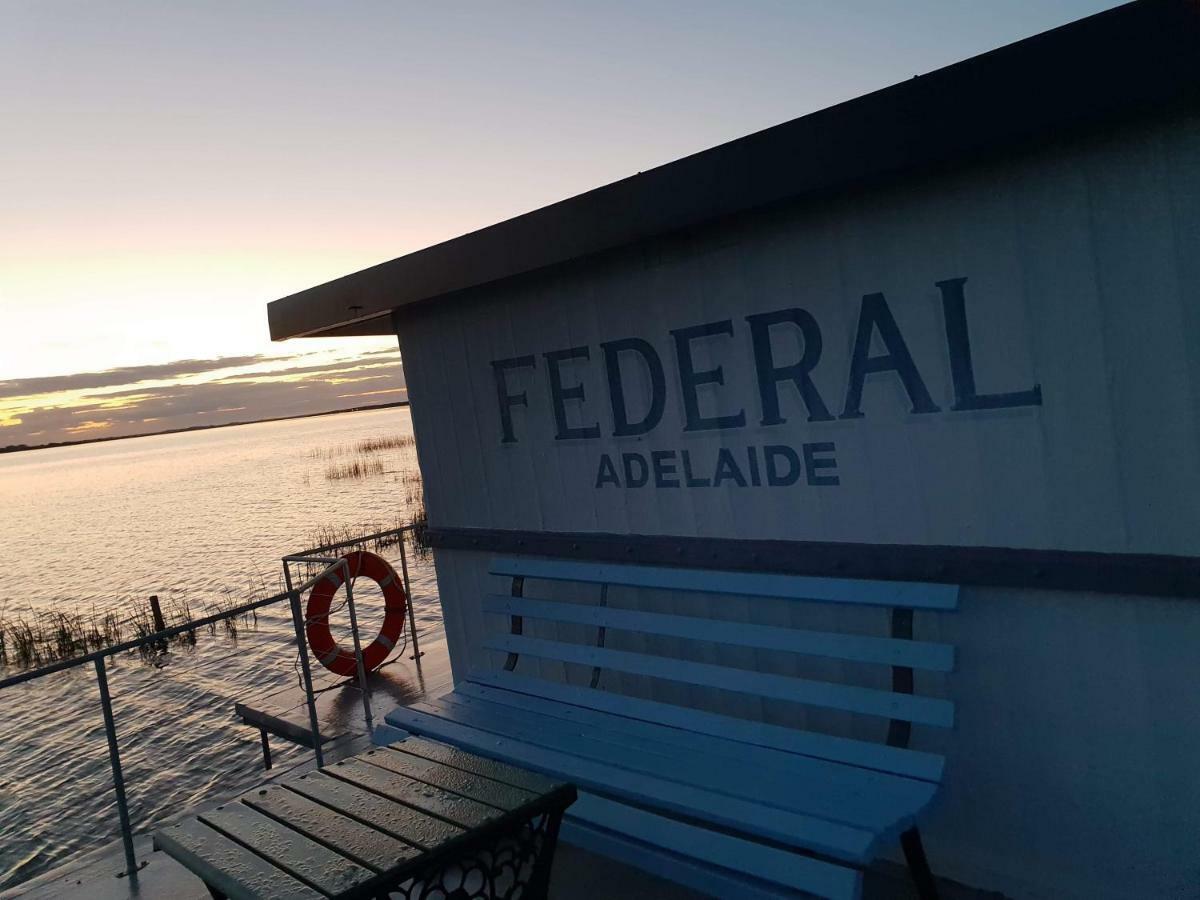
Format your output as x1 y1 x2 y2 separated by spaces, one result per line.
209 359 399 384
0 348 406 447
0 355 278 399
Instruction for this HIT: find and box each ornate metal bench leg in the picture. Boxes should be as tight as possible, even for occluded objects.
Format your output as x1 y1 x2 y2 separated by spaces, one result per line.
526 809 565 900
900 827 939 900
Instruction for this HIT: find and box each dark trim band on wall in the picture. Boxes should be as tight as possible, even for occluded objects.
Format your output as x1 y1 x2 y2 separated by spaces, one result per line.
426 526 1200 600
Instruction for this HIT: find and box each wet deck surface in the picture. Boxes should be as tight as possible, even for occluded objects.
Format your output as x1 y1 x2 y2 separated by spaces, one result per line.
234 629 457 762
5 834 1005 900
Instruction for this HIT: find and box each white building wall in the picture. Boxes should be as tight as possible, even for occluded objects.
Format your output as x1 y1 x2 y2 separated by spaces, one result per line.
397 110 1200 900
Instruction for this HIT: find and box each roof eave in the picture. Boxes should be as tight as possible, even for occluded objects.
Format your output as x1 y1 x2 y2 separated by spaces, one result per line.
267 0 1200 341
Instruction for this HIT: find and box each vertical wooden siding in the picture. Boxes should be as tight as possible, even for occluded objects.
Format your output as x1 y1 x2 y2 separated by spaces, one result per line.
401 111 1200 557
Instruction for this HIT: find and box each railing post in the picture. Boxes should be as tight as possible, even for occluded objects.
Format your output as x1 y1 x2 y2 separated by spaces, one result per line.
341 563 375 731
94 657 138 884
148 595 166 633
285 583 324 767
149 594 167 654
398 531 423 662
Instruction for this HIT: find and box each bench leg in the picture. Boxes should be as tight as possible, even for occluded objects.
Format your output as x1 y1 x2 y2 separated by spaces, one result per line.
900 827 939 900
259 727 272 770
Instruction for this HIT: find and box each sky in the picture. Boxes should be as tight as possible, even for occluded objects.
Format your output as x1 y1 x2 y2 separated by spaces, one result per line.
0 0 1122 446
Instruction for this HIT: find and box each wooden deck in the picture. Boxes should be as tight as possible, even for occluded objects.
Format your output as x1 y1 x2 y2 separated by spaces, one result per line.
6 832 1005 900
232 631 457 763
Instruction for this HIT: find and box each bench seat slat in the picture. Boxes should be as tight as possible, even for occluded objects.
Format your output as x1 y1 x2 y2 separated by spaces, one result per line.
490 557 959 610
409 692 936 834
570 792 862 900
483 634 955 727
483 594 955 671
152 819 321 900
465 669 944 780
449 682 937 797
389 736 857 896
383 705 879 862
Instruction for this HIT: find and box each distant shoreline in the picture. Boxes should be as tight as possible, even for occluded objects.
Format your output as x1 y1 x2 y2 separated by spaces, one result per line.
0 400 411 455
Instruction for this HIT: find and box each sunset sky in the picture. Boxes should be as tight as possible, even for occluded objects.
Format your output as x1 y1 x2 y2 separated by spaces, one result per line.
1 0 1119 446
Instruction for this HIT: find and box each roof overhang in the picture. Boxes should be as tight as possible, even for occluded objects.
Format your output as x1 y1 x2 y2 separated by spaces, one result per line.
267 0 1200 341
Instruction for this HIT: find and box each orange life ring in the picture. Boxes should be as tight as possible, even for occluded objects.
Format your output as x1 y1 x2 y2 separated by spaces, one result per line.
306 550 407 677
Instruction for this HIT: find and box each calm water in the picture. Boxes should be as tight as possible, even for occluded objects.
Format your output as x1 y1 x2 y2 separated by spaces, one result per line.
0 407 441 890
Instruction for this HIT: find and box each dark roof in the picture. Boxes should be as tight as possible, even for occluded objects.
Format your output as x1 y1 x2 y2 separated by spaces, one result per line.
268 0 1200 340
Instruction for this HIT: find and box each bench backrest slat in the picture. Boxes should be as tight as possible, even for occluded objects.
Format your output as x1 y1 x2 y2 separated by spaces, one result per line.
483 635 955 727
484 555 958 768
482 594 954 672
490 557 959 610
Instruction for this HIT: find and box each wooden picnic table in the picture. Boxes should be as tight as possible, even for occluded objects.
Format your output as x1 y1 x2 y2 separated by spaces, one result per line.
152 736 577 900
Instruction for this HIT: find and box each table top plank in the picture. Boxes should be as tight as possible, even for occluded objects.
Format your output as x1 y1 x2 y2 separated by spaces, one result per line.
153 818 322 900
359 747 537 811
154 740 577 900
389 736 562 794
242 784 422 874
285 772 464 850
200 801 374 897
324 758 501 828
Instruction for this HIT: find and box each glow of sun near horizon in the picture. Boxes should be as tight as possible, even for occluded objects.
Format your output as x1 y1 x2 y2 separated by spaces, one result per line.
1 1 1121 444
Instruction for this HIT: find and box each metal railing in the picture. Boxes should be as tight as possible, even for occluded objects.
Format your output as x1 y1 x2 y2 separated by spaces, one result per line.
0 589 296 886
0 523 427 891
281 523 425 756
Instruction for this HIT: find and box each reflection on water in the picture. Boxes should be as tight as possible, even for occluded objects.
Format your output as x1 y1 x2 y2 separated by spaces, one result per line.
0 407 440 890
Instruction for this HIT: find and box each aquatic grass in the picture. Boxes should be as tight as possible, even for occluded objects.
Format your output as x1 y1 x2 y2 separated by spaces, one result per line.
324 458 386 481
0 590 263 672
305 518 408 554
408 498 430 558
308 433 415 460
354 434 415 454
299 485 429 580
205 598 245 641
0 608 126 669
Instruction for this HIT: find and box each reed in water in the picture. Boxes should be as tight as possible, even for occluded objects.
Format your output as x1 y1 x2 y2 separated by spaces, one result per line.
0 596 205 669
324 458 386 480
307 433 414 459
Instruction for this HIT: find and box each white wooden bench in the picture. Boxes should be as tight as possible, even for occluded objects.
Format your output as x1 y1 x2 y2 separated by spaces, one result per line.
385 557 958 899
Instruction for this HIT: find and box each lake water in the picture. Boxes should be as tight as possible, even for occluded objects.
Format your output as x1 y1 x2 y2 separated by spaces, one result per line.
0 406 440 890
